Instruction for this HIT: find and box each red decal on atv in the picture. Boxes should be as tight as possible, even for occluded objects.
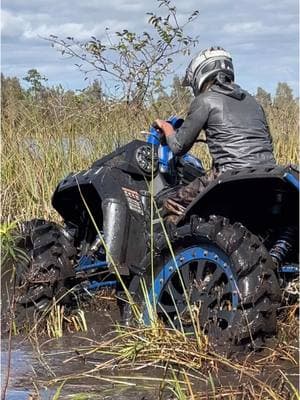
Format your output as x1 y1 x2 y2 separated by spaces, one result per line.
122 187 144 215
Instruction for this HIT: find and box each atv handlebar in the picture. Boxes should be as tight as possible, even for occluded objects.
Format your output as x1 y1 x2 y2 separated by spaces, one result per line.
146 116 204 176
147 116 184 146
146 116 184 174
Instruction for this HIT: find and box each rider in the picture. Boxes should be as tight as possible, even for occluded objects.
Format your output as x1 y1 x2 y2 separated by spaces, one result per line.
155 46 276 222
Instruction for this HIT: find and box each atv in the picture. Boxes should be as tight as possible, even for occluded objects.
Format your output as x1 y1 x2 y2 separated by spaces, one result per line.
15 117 299 345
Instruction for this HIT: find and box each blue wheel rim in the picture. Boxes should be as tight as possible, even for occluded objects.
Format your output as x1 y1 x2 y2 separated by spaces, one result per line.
144 244 239 331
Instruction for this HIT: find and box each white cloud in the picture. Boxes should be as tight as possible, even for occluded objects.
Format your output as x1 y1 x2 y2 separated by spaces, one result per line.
223 22 263 34
223 21 298 35
1 9 27 38
1 0 299 96
23 22 103 41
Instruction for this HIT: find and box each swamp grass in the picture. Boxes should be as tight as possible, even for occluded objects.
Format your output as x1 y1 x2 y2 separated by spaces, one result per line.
34 306 298 400
1 90 299 399
1 92 299 223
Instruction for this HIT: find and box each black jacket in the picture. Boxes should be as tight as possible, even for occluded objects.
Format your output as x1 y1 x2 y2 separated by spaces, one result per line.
166 82 276 170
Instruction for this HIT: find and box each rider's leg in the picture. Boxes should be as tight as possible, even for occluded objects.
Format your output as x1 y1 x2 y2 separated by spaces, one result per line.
162 169 219 224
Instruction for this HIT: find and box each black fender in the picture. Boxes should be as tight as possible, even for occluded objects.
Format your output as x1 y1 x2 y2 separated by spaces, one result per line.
52 139 150 227
182 165 299 235
52 159 150 273
52 165 106 227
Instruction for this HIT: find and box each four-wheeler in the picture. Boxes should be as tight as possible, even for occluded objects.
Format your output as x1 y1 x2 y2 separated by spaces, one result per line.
15 117 299 345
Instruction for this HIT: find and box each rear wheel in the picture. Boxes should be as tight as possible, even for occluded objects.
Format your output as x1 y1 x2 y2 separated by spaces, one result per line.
125 216 281 346
15 219 76 323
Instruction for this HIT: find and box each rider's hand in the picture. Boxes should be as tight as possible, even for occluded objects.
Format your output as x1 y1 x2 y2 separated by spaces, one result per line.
154 119 175 137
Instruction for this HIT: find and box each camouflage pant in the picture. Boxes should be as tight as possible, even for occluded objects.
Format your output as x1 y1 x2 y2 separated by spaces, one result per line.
162 169 220 224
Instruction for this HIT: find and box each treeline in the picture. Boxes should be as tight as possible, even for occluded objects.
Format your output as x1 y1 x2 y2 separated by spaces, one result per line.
1 70 298 141
1 70 191 132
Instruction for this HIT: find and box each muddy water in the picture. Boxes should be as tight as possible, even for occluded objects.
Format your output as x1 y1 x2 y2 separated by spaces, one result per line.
2 314 299 400
1 270 299 399
1 310 161 400
1 266 299 400
0 264 159 399
1 338 158 400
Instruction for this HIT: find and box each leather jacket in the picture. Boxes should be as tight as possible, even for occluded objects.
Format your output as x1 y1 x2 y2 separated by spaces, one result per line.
166 81 276 170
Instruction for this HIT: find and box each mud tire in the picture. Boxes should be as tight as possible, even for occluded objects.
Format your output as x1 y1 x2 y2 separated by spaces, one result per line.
15 219 76 323
125 216 281 347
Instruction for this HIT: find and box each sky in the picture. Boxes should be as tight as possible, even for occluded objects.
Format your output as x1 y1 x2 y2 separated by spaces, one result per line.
1 0 299 97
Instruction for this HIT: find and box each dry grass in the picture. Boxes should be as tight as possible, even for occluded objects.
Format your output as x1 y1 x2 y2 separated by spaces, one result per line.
1 91 299 223
43 312 298 399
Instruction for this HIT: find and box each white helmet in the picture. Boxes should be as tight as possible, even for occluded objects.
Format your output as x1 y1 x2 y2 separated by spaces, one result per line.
183 46 234 95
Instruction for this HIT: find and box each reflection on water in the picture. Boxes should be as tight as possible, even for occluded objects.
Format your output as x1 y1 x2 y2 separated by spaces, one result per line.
1 338 57 400
23 137 94 159
22 135 129 160
1 325 299 400
1 310 158 400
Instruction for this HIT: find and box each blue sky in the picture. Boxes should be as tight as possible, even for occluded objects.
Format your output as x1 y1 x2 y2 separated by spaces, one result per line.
1 0 299 97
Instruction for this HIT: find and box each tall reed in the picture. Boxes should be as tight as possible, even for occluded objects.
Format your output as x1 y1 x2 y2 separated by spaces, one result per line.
1 87 298 224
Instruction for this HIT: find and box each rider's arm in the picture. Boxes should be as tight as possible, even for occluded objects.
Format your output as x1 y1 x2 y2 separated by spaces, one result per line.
166 95 210 156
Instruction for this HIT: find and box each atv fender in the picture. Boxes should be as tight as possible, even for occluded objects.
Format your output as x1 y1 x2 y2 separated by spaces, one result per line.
182 165 299 234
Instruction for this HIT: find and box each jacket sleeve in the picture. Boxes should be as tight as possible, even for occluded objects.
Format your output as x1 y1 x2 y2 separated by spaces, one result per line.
166 95 210 156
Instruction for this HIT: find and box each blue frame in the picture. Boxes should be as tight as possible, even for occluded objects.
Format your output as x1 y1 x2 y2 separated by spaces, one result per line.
182 153 204 170
279 264 299 274
87 280 117 290
75 256 117 290
75 255 108 272
283 172 300 191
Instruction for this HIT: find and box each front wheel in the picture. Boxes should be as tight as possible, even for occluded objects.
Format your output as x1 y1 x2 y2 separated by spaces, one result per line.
15 219 76 322
125 216 281 346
